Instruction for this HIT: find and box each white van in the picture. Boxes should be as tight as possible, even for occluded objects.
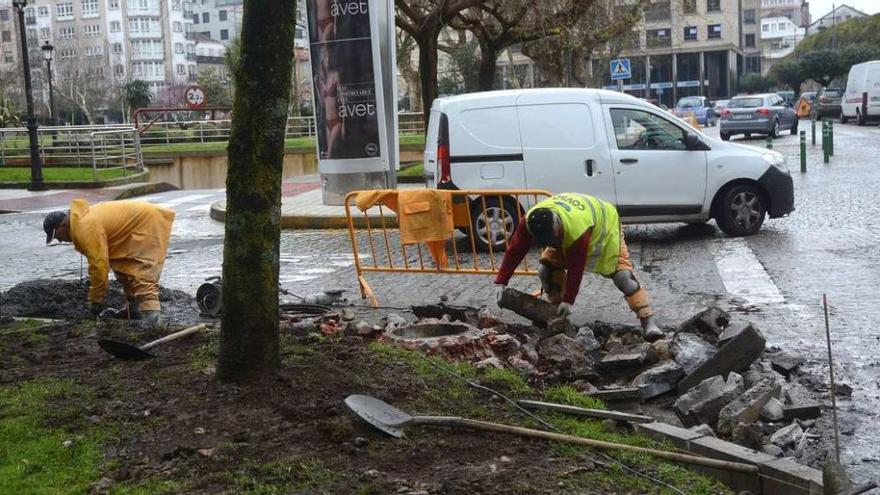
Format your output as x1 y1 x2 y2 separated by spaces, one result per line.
423 89 794 250
840 60 880 125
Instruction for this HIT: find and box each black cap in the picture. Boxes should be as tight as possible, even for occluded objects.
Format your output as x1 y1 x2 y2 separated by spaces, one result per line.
526 208 557 247
43 211 67 244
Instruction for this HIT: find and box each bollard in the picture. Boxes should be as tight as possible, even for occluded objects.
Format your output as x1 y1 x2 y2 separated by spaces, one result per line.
800 131 807 173
766 135 773 149
823 123 830 164
811 117 816 146
829 120 834 156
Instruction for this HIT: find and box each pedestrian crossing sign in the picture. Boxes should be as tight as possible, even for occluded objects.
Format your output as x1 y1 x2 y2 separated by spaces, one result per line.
610 58 631 81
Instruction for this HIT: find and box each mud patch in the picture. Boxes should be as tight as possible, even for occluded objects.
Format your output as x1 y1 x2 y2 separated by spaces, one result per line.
1 279 200 324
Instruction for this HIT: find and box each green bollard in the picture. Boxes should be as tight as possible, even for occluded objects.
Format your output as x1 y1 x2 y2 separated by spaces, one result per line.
766 135 773 149
800 131 807 173
811 117 816 145
823 124 830 164
829 120 834 156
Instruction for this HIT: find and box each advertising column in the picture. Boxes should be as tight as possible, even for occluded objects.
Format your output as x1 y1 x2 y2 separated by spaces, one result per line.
306 0 393 205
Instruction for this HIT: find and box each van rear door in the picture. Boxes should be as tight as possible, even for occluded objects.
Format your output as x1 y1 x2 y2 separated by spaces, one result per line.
423 109 441 187
516 96 616 204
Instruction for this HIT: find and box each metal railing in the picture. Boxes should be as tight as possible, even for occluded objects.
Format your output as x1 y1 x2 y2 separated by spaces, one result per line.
90 129 144 180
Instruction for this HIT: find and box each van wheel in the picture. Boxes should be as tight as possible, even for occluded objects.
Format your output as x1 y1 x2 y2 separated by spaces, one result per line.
721 132 731 141
857 109 866 126
840 110 848 124
470 197 520 252
715 185 766 236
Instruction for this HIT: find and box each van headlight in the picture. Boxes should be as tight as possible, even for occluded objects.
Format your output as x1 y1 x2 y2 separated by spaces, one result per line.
762 152 788 172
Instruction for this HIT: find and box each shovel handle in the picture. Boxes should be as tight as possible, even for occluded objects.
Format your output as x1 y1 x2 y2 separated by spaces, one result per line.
141 324 211 350
412 415 758 475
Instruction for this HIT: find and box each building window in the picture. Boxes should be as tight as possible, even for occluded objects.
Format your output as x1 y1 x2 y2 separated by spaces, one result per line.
59 27 76 39
40 27 50 39
706 0 720 12
682 0 696 14
81 0 99 17
202 12 209 23
60 49 76 60
109 0 119 8
112 43 123 54
647 28 671 47
220 28 229 40
114 64 124 76
219 9 227 21
4 51 14 63
110 21 121 32
762 24 770 32
172 0 181 10
683 26 698 40
84 25 101 37
193 15 199 24
56 2 74 19
745 33 755 47
0 31 10 43
778 22 786 30
174 42 184 53
0 9 9 21
176 64 185 75
745 55 761 73
85 45 103 57
37 6 49 17
708 23 721 39
744 9 755 24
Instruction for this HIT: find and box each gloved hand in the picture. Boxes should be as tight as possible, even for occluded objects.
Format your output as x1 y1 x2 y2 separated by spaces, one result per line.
88 302 105 317
495 284 506 306
556 302 572 318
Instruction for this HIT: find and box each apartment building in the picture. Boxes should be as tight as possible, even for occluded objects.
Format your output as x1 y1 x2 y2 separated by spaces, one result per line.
191 0 241 45
806 4 867 34
761 0 810 28
760 15 805 71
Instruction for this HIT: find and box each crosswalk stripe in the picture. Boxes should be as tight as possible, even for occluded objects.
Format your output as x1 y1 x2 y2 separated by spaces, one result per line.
714 238 784 306
157 193 212 209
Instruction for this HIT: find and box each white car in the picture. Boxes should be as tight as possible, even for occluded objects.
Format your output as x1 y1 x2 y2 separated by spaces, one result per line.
423 89 794 249
840 60 880 125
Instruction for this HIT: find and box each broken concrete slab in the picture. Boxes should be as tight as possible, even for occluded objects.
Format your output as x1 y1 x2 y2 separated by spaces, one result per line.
600 342 659 370
732 422 765 450
762 443 784 457
717 321 752 346
583 387 642 402
488 333 520 358
498 288 557 326
543 317 574 339
670 331 716 374
761 397 785 422
411 303 479 326
536 334 593 377
770 351 806 377
517 400 654 424
631 361 684 399
673 373 744 427
758 457 824 495
677 323 766 392
770 422 803 447
475 356 504 370
679 307 730 342
507 356 537 377
717 379 782 435
783 404 821 421
575 326 602 352
688 424 716 438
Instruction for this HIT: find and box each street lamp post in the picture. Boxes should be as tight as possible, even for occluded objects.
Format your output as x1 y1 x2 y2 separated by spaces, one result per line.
41 40 55 126
12 0 45 191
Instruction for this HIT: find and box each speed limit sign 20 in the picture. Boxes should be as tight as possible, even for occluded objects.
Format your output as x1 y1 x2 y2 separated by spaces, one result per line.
184 85 207 109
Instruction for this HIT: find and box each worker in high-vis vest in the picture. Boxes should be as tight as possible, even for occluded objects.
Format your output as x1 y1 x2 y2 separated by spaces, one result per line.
494 193 663 340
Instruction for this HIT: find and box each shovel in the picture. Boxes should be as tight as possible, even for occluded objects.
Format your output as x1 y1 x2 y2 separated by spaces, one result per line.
98 323 211 360
344 394 758 475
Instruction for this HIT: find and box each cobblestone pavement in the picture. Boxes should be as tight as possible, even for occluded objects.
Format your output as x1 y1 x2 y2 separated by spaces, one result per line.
1 121 879 480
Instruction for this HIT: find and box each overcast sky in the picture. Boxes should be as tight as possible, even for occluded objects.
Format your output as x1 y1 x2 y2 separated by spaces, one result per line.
808 0 880 19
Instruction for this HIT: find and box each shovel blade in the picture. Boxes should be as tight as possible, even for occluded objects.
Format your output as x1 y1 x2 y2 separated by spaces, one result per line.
344 394 412 438
98 339 155 360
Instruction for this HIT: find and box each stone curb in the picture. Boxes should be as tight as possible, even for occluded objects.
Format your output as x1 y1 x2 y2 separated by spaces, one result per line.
209 200 399 230
0 169 151 190
635 421 823 494
0 180 177 214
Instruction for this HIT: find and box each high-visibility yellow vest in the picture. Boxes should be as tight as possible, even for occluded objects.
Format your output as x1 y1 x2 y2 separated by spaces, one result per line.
528 193 621 275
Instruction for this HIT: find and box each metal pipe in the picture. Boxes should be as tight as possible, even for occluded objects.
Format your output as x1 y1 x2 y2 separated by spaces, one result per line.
823 293 841 461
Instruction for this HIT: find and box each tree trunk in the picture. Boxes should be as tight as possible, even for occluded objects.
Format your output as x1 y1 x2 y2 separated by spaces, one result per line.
217 0 296 382
416 33 439 128
477 41 498 91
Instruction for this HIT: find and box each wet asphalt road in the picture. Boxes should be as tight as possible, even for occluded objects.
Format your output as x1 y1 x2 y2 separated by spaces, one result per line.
1 121 878 480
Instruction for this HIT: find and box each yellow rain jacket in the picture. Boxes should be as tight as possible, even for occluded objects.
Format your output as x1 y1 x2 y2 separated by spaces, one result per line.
69 199 175 304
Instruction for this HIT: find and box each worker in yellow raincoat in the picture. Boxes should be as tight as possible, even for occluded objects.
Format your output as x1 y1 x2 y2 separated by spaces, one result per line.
43 199 175 325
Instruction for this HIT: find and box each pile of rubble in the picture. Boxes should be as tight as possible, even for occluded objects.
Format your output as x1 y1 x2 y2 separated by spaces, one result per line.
345 289 831 463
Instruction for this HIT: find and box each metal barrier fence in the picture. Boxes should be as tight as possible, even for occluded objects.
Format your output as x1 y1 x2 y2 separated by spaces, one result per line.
344 189 552 306
0 125 143 179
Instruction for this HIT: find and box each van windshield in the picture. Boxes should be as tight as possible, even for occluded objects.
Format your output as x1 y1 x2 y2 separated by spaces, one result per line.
729 97 763 108
677 97 703 108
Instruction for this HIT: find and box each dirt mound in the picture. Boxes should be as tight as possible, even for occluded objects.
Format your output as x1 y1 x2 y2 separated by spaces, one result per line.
1 279 199 323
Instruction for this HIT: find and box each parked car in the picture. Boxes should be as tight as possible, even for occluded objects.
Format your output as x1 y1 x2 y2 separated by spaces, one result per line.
719 93 798 141
673 96 717 126
713 99 730 115
840 60 880 125
795 92 816 118
424 89 794 245
777 91 796 106
811 87 843 120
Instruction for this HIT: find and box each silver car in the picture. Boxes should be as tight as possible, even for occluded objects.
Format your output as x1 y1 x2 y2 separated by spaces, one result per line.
719 93 798 141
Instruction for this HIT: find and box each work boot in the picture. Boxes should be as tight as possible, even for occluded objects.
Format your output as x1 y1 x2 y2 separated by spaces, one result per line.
141 310 162 327
640 316 664 342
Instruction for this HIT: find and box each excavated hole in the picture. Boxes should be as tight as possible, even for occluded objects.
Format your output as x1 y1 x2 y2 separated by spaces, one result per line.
389 322 472 340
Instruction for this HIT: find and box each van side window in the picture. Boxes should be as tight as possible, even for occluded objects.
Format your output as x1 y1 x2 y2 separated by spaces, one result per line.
610 109 687 151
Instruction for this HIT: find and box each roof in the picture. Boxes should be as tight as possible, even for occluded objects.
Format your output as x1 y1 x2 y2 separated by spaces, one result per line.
434 88 643 111
193 33 225 46
807 4 869 29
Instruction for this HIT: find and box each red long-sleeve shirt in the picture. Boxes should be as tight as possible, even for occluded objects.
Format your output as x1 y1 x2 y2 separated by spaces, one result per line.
494 217 591 305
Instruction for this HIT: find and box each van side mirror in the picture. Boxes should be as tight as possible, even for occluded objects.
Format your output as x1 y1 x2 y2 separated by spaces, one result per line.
685 133 709 150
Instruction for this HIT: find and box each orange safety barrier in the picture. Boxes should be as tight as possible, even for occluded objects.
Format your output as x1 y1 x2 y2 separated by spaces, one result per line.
344 189 553 307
